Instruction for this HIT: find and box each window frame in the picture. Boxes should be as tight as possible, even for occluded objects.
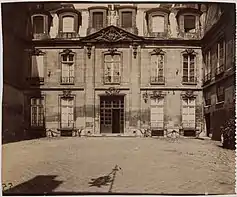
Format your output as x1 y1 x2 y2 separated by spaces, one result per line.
181 49 197 84
150 97 165 129
59 96 75 129
216 84 225 103
103 50 123 85
30 97 45 128
182 97 196 129
216 37 225 75
60 50 75 85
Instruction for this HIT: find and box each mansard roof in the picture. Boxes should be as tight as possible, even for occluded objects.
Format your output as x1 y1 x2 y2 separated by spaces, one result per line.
80 25 144 44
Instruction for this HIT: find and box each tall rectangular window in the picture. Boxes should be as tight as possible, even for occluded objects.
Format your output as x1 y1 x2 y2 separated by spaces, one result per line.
121 11 132 28
61 97 74 128
150 54 164 83
150 98 164 129
182 98 195 128
31 98 44 127
104 54 121 84
216 85 225 103
61 53 74 84
31 55 44 81
92 12 103 29
183 54 195 83
152 15 165 33
217 39 225 70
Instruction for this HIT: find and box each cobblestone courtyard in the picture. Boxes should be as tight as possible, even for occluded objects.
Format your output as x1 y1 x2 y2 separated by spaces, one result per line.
2 137 236 194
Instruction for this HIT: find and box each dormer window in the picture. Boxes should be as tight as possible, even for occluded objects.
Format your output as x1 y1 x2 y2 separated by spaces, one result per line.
176 8 202 39
152 15 165 33
62 16 74 32
146 8 170 37
117 6 138 34
121 11 132 28
33 15 44 34
92 12 104 29
87 7 108 35
56 6 82 39
30 4 52 40
184 15 196 33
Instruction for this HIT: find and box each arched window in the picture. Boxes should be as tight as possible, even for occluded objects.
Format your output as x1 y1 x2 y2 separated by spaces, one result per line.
151 15 165 33
33 15 44 34
62 16 74 32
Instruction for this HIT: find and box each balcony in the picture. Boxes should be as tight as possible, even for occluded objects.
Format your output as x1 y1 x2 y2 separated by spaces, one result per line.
215 65 225 77
182 76 197 85
150 76 165 85
104 76 121 84
61 77 75 85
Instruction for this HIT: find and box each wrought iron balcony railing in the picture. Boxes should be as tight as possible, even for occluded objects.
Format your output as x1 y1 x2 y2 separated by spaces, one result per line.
27 77 44 85
150 76 165 84
182 76 197 84
61 77 75 84
215 65 225 76
104 76 121 84
57 32 79 39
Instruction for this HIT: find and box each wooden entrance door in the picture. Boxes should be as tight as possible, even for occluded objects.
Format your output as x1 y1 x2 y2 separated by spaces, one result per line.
100 96 124 134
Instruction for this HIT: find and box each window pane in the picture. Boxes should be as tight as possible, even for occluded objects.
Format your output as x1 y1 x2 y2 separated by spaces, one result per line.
63 16 74 32
184 15 196 33
93 12 103 29
31 55 44 78
152 15 165 32
104 54 112 62
33 16 44 34
121 12 132 28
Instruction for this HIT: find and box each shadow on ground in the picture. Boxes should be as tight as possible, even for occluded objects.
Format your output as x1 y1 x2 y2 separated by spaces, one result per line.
3 175 63 195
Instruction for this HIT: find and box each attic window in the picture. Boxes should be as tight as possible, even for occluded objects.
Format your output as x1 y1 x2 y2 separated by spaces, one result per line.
33 15 44 34
62 16 74 32
152 15 165 33
121 11 133 28
184 15 196 33
92 12 104 29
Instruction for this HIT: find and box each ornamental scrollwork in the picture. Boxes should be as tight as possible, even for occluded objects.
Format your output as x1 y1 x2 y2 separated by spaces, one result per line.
105 87 120 95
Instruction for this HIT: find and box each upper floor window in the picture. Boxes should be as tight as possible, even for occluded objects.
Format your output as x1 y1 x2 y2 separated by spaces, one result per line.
150 48 165 84
216 84 225 103
151 15 165 33
204 50 211 83
145 8 170 37
104 51 121 84
121 11 133 28
217 38 225 70
62 16 74 32
92 12 104 29
30 49 45 84
184 15 196 33
56 6 82 38
87 7 108 35
31 97 44 127
182 49 196 84
60 50 75 84
33 15 44 34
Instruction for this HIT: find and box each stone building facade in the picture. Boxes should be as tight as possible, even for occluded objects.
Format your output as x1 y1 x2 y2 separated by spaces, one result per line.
202 4 236 140
2 3 235 141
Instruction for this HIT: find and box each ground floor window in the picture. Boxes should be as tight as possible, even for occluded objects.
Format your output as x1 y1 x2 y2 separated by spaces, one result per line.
31 97 44 127
182 98 195 128
60 97 74 128
150 97 164 129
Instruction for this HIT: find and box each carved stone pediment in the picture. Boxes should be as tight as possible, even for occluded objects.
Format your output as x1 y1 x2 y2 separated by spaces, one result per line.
150 90 165 99
105 87 120 95
62 90 73 98
181 90 196 99
81 25 144 43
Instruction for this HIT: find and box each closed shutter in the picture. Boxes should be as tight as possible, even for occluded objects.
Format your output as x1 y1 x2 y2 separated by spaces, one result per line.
61 98 74 128
152 15 165 32
63 16 74 32
151 55 158 77
151 98 164 128
182 99 195 128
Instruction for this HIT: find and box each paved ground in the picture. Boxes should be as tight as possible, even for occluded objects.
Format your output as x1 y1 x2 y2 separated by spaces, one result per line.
2 137 236 194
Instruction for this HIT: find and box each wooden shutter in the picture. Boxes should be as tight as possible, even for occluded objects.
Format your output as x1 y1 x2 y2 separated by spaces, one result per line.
152 15 165 32
63 16 74 32
183 55 188 82
31 55 44 78
182 99 195 128
151 55 158 77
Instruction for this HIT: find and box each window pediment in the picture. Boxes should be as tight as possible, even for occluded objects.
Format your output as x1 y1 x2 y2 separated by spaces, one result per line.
176 8 202 18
